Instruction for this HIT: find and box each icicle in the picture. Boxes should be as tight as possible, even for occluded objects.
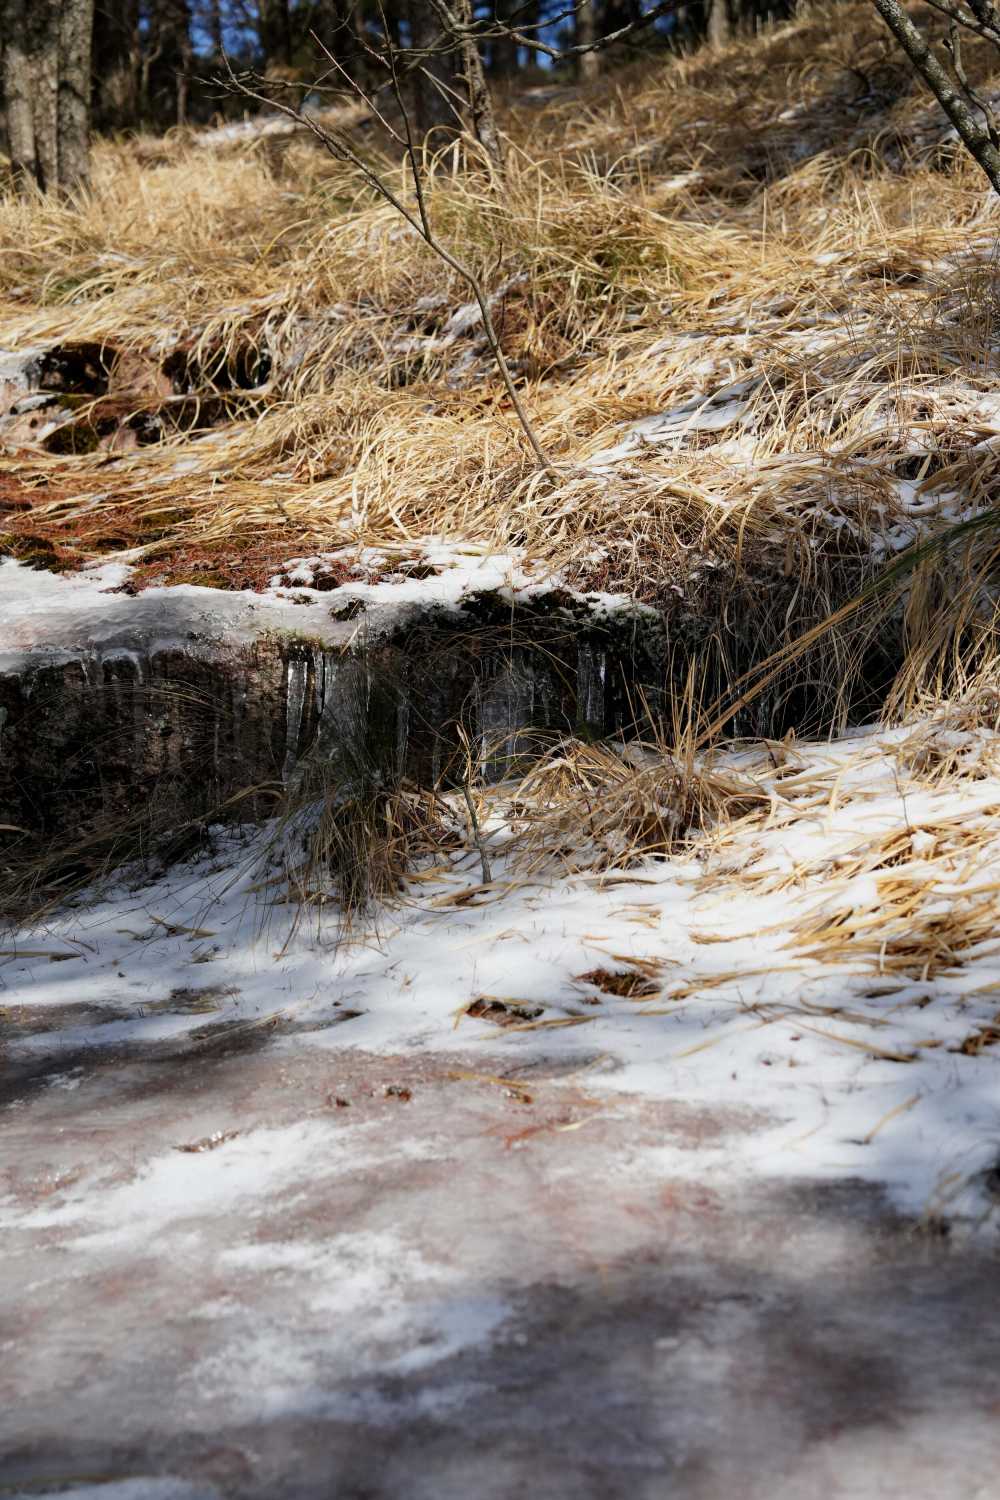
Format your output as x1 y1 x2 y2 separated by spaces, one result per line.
479 652 537 779
576 645 606 735
314 652 325 716
101 648 145 686
282 655 309 779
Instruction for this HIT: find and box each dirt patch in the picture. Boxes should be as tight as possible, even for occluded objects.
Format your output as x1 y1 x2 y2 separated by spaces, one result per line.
144 985 239 1015
465 997 546 1027
574 966 660 998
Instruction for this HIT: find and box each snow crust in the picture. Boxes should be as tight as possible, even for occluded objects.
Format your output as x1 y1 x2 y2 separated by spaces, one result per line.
585 379 757 470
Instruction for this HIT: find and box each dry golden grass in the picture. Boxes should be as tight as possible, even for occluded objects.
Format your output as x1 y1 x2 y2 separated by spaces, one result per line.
468 710 1000 1042
3 1 1000 716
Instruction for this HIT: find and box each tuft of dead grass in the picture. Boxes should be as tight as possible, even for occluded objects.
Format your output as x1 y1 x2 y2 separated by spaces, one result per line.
503 731 767 872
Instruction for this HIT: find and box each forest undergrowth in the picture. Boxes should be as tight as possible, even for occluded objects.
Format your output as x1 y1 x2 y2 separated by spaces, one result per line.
5 0 1000 920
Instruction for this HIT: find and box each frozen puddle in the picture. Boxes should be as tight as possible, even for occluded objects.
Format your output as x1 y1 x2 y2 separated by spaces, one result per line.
5 720 1000 1496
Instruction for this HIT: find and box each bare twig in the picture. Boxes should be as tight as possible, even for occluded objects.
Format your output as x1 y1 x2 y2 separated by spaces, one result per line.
461 782 493 884
944 18 1000 149
919 0 1000 49
450 0 506 176
441 0 684 62
456 724 493 883
216 46 552 470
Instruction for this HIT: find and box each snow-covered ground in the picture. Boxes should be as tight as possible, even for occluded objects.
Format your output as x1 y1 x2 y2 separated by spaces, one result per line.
7 719 1000 1230
7 719 1000 1497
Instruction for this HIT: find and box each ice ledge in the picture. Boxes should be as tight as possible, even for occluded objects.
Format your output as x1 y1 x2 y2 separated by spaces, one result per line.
0 554 656 676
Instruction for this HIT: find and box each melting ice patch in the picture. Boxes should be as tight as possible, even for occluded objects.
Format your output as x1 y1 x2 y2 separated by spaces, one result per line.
16 1118 439 1250
190 1229 511 1422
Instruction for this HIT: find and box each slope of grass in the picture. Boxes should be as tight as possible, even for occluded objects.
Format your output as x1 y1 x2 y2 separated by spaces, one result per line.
2 0 1000 720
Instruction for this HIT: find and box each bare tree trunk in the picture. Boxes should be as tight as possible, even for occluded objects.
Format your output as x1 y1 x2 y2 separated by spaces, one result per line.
576 0 600 81
31 0 60 192
345 0 371 87
1 0 37 185
145 0 192 127
208 0 224 55
708 0 733 45
490 0 518 77
139 32 160 124
409 0 459 137
259 0 293 67
1 0 92 193
175 0 193 124
92 0 140 130
457 0 504 173
58 0 95 190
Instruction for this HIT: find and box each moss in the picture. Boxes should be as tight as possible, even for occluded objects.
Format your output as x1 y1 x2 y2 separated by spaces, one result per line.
259 628 330 651
0 533 76 572
43 418 101 455
177 570 229 589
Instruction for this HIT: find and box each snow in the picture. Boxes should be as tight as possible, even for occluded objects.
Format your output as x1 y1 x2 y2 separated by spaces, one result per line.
17 1116 436 1245
193 101 366 149
7 719 1000 1233
0 345 46 392
195 1228 511 1416
0 346 79 446
0 548 650 677
585 379 757 470
654 170 706 194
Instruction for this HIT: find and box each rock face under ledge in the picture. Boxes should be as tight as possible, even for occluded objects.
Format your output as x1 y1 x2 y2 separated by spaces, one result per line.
0 563 666 842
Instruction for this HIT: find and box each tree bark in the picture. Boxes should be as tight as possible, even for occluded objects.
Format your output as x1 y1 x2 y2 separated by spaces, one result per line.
31 0 60 192
457 0 504 173
208 0 224 56
1 0 93 193
576 0 600 81
490 0 518 76
409 0 459 137
58 0 95 190
259 0 293 67
1 0 37 186
92 0 141 130
174 0 193 123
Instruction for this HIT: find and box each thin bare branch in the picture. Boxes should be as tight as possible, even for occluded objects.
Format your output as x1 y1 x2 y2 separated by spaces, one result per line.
439 0 683 62
872 0 1000 193
944 19 1000 146
214 49 551 471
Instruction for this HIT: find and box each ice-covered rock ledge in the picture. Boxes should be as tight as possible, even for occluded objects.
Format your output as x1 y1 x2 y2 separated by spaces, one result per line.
0 554 665 841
